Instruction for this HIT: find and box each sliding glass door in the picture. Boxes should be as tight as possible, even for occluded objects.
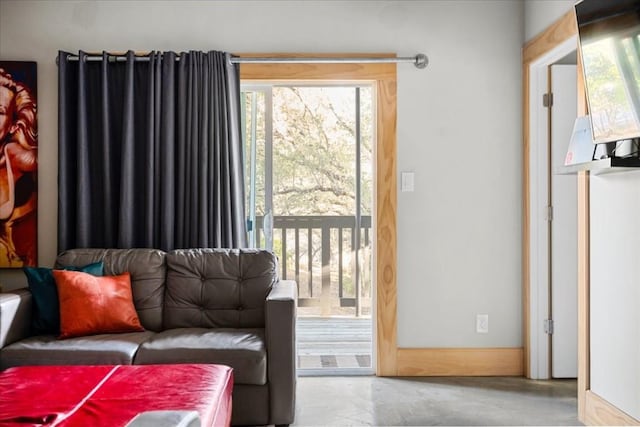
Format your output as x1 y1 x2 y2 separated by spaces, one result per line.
241 83 374 374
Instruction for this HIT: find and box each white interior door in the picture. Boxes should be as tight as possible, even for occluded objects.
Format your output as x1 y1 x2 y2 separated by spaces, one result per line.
550 64 578 378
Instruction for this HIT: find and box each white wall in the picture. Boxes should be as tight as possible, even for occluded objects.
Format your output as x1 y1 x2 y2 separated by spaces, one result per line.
590 171 640 420
524 0 575 42
0 0 524 348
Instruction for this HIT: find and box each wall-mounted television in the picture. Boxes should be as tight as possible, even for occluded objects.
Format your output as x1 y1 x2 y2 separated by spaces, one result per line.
575 0 640 144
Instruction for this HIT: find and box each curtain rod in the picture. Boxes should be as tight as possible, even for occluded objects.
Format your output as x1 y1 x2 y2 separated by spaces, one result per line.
60 53 429 69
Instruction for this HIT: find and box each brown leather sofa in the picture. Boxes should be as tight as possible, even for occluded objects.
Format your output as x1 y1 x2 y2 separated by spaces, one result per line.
0 248 297 426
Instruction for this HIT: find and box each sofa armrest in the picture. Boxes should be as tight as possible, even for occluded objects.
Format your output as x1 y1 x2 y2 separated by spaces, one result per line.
265 279 297 425
0 288 32 349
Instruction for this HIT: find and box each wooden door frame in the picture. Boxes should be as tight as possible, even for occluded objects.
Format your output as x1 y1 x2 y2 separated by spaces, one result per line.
523 11 640 425
526 33 578 380
522 8 579 381
239 54 398 376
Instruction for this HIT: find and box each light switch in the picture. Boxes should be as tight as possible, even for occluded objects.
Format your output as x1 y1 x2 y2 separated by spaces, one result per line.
401 172 414 192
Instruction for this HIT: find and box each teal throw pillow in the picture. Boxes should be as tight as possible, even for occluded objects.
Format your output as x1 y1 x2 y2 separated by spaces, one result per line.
23 261 104 335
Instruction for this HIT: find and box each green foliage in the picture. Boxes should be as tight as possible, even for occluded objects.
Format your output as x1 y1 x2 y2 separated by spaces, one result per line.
242 86 373 217
241 85 374 314
583 36 640 137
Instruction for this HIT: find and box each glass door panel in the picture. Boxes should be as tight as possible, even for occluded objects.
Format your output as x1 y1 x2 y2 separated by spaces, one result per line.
241 82 374 374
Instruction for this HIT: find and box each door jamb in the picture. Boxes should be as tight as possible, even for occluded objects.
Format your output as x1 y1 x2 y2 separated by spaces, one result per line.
527 35 578 379
239 54 398 376
523 10 601 423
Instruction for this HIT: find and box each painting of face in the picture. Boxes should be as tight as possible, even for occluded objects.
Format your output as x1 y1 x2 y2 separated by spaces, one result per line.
0 86 16 142
0 62 37 267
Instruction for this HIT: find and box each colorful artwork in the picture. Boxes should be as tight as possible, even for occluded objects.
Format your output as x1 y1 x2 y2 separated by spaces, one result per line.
0 61 37 267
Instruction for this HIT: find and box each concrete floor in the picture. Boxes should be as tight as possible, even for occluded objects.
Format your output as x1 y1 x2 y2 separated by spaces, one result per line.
292 376 581 426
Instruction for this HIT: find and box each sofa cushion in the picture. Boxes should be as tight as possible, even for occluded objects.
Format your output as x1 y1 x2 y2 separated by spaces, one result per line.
53 271 145 338
0 331 155 370
23 261 104 335
134 328 267 385
164 249 276 329
56 249 166 331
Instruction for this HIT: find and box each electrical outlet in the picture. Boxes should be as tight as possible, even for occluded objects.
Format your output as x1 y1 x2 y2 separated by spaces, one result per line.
476 314 489 334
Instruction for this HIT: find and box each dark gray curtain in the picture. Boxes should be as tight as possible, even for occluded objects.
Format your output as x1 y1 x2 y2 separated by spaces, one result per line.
58 50 246 251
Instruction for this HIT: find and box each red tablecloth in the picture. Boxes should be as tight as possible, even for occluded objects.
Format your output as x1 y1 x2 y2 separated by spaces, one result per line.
0 364 233 427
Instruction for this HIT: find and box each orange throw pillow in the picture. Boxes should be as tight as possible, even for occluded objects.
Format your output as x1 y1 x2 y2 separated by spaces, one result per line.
52 270 144 339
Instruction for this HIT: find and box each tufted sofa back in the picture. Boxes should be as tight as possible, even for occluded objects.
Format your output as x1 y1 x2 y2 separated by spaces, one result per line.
163 248 277 329
55 248 277 331
55 248 167 332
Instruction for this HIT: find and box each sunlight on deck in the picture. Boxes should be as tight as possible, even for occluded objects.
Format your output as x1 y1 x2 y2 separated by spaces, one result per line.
297 317 372 371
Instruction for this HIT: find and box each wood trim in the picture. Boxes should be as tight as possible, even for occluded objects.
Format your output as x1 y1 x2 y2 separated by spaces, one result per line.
237 52 396 81
585 391 640 426
577 47 588 117
523 10 577 64
522 9 578 379
396 348 524 376
576 45 591 422
577 171 590 421
375 76 398 376
238 54 398 376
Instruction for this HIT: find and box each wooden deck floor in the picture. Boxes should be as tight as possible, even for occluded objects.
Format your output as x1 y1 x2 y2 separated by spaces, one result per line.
297 316 372 370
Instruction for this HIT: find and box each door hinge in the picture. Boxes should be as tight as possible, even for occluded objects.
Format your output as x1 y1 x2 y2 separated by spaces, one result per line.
543 93 554 108
546 205 553 222
544 319 554 335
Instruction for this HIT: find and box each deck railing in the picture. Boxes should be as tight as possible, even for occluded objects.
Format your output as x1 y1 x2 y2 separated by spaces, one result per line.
254 215 372 316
